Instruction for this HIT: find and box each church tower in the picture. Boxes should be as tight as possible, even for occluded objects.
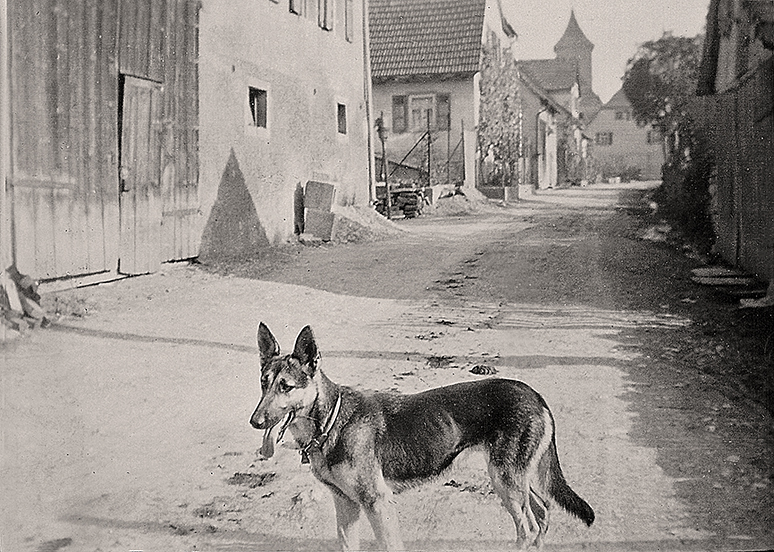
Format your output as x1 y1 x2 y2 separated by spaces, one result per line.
554 10 594 99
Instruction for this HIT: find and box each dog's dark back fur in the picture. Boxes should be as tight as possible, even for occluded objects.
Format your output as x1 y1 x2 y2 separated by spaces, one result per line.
369 380 545 482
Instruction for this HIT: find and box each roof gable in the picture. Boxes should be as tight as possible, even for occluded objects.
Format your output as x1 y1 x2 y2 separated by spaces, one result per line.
369 0 488 80
603 88 631 109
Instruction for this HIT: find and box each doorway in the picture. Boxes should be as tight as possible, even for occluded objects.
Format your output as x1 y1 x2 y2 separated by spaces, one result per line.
118 74 163 274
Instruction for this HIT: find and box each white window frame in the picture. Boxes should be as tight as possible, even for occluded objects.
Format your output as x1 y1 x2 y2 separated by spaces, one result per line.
410 94 436 132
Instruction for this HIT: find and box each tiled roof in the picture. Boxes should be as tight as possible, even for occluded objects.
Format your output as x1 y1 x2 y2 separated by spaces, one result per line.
517 69 571 116
369 0 487 80
517 59 578 92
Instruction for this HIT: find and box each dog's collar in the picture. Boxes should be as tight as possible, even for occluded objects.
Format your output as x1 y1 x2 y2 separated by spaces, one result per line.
300 389 342 464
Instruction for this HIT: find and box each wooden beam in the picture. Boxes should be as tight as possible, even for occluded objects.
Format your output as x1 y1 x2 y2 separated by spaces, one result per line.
0 0 10 271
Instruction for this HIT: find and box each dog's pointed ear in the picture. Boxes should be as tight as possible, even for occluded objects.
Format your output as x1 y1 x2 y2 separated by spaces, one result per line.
257 322 280 367
292 325 319 375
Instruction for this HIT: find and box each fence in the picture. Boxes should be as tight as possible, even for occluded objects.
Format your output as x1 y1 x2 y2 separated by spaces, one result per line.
692 57 774 283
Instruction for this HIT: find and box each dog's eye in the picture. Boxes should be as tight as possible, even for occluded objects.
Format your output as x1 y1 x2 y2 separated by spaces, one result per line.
278 380 293 393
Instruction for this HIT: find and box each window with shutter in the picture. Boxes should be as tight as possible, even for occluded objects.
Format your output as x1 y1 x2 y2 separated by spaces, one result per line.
392 95 407 133
436 94 450 130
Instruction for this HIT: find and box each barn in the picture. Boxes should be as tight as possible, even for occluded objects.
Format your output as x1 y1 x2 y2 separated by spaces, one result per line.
2 0 200 281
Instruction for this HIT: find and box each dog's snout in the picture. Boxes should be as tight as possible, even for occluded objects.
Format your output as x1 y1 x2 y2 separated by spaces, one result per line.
250 408 267 429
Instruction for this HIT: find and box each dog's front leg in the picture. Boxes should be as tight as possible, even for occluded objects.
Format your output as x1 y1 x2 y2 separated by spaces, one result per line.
363 492 403 551
330 488 362 551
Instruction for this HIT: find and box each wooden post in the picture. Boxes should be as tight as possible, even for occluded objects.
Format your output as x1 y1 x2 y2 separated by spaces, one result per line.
460 119 466 188
426 110 431 188
378 112 391 219
0 0 11 272
446 115 451 186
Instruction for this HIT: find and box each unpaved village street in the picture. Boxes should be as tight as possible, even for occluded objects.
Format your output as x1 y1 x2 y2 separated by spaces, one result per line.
2 182 772 552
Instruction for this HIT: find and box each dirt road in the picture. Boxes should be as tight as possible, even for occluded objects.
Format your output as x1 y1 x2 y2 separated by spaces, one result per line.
2 182 772 551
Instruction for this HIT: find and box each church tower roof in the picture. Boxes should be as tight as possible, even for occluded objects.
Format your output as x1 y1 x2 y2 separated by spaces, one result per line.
554 9 593 54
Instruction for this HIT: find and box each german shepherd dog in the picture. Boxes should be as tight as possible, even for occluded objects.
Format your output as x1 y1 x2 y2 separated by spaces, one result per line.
250 323 594 550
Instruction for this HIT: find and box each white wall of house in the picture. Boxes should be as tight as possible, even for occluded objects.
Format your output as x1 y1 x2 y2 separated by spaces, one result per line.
372 77 478 188
586 106 664 180
538 109 558 189
199 0 371 247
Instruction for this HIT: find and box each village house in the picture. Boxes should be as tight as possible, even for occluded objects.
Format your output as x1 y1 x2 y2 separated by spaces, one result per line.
368 0 517 191
518 10 602 124
585 88 665 181
199 0 373 257
513 68 573 191
0 0 373 284
693 0 773 287
516 10 596 189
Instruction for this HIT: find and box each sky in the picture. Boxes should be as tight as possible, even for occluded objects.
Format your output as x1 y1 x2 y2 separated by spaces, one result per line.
502 0 711 103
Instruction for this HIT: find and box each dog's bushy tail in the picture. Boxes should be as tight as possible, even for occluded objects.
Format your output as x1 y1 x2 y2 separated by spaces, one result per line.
542 435 595 526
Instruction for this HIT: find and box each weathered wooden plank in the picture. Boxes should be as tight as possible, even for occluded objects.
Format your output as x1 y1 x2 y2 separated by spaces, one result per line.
34 188 57 278
52 186 77 277
119 0 153 78
67 0 90 276
148 0 164 81
147 80 163 271
83 0 102 272
53 0 70 177
97 0 120 274
11 187 36 275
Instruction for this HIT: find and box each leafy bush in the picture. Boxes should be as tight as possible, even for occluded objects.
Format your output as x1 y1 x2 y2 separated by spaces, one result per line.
653 135 715 253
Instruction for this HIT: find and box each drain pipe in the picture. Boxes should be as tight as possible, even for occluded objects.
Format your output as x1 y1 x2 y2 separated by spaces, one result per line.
362 0 376 205
0 0 11 271
535 104 548 189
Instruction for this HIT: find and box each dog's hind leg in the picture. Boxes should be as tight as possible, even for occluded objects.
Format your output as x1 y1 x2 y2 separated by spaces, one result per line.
529 487 550 548
330 488 362 551
488 463 541 549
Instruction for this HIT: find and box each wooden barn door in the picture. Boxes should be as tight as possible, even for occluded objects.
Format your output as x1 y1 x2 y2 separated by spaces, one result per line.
118 75 163 274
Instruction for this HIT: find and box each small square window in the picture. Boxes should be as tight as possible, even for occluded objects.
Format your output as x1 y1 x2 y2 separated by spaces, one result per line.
249 87 267 128
337 103 347 134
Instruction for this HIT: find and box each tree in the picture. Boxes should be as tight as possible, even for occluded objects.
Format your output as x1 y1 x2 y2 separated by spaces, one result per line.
624 32 714 251
622 33 704 166
478 43 522 188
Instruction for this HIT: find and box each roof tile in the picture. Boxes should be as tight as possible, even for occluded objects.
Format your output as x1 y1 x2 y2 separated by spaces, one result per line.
370 0 487 79
518 58 578 91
